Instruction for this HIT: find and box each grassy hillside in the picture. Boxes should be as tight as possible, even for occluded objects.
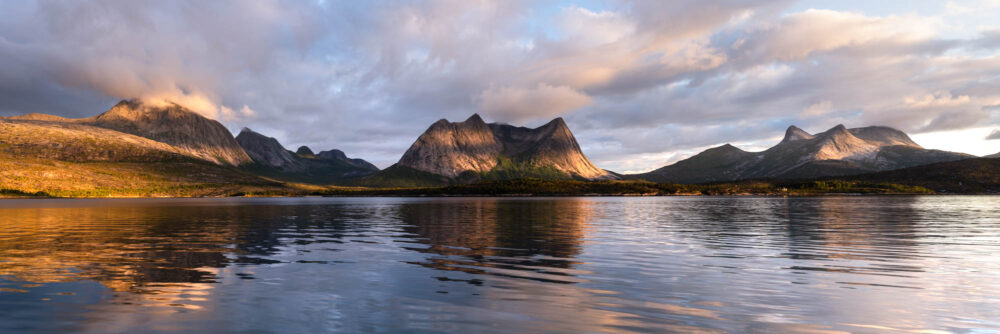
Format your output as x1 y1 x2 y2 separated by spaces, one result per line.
0 119 191 162
0 152 301 197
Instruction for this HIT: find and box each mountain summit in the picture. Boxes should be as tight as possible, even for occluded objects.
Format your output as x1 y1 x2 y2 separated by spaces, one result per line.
86 100 252 166
634 124 972 183
387 114 613 183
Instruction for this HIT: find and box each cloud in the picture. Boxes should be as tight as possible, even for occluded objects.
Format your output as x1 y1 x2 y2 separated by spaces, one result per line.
0 0 323 120
477 84 593 123
989 129 1000 140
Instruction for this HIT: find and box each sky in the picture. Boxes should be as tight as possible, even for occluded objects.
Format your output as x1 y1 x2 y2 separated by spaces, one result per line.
1 0 999 173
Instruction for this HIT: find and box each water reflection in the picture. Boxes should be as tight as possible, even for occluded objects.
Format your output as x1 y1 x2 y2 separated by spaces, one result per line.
395 199 590 283
0 197 998 333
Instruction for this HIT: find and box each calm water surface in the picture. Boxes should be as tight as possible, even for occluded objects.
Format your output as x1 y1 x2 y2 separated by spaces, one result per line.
1 196 999 333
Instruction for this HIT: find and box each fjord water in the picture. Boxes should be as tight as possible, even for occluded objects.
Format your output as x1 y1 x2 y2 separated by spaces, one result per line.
1 197 998 333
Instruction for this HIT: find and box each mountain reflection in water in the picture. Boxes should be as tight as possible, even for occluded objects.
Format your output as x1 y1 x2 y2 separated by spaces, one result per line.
1 197 999 333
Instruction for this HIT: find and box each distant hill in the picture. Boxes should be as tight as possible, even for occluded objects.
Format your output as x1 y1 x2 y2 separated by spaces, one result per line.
363 114 614 187
236 128 378 184
632 124 972 183
833 157 1000 193
987 152 1000 158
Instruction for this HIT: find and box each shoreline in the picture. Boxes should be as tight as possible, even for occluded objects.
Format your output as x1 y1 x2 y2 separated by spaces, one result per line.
4 192 995 200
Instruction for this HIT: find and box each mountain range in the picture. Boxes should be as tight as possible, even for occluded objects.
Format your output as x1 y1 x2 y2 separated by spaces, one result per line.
631 124 974 183
235 128 378 183
1 99 995 196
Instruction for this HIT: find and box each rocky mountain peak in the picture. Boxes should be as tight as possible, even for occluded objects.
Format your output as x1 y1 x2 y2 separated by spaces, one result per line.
235 128 300 170
87 100 251 166
781 125 814 143
296 146 315 156
465 113 486 124
397 115 503 178
825 124 851 136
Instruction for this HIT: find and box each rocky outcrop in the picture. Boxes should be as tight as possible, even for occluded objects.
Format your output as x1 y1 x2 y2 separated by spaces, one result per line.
85 100 252 166
635 124 973 183
296 146 315 156
394 114 614 180
236 128 303 171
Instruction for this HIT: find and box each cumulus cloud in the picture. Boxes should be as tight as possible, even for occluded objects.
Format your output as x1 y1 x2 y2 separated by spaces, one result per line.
1 0 999 171
477 84 593 123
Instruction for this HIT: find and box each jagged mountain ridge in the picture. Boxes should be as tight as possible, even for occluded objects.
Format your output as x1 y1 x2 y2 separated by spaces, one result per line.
392 114 613 181
236 128 378 183
634 124 973 183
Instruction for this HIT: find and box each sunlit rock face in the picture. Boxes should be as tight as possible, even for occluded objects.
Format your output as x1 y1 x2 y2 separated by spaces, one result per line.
635 124 973 183
398 114 503 178
86 100 252 166
397 114 614 180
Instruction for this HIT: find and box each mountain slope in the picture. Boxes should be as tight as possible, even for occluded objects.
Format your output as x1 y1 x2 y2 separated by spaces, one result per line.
235 128 303 171
381 114 613 185
0 118 192 162
0 118 283 197
987 152 1000 158
640 144 757 184
634 124 973 183
397 114 503 178
84 100 251 166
